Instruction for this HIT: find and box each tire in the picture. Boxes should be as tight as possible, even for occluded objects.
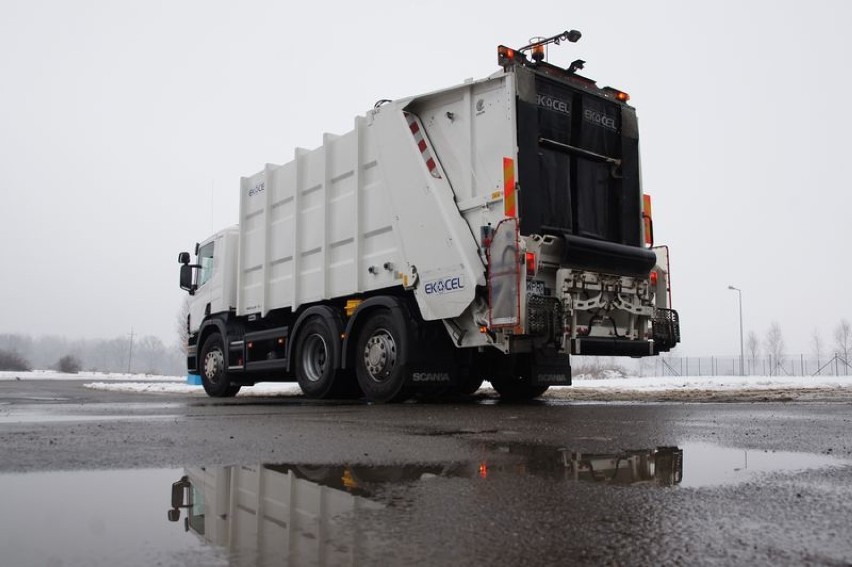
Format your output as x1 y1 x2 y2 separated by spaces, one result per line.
355 311 411 403
199 332 241 397
295 317 348 399
488 353 548 401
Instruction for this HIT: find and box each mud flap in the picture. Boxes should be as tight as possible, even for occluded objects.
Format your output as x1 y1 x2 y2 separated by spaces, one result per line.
406 321 459 393
527 348 572 387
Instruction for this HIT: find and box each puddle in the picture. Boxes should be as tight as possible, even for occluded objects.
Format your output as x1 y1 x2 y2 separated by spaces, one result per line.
678 442 848 488
0 413 181 424
0 468 226 567
1 444 848 566
0 402 186 424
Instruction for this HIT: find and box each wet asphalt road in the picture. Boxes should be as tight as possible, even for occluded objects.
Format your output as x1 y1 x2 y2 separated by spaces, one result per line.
1 380 851 566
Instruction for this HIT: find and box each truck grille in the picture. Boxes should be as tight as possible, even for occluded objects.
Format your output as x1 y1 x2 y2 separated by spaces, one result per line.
528 295 562 339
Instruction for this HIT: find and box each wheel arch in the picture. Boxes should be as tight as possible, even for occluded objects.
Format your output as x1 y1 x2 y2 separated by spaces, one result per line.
197 318 229 365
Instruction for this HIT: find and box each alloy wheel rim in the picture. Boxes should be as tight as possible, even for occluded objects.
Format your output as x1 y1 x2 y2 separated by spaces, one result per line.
363 328 396 383
204 349 224 385
302 334 328 383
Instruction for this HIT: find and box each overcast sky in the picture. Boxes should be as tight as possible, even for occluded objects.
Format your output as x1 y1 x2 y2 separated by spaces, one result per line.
2 0 851 357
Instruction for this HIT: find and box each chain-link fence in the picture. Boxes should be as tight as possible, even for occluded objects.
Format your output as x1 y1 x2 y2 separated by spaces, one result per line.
636 353 852 377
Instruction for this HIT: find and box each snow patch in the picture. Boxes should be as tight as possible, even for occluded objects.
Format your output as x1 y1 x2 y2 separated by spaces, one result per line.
0 370 184 382
3 369 844 401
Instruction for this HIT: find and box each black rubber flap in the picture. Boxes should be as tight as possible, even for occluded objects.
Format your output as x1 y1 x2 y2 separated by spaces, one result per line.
562 234 656 276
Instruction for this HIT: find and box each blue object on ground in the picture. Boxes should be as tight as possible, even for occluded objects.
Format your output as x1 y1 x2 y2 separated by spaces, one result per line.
187 374 202 386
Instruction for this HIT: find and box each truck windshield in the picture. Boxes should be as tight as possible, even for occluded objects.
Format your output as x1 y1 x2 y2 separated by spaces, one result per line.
197 242 214 288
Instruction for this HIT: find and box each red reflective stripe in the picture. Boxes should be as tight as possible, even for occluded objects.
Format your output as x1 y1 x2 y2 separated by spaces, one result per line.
503 157 516 217
406 112 442 179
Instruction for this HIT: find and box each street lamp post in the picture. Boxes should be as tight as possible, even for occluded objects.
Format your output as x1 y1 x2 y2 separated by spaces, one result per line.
728 286 744 376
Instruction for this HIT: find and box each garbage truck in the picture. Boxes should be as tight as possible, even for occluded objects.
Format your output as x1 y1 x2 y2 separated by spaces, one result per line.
177 30 680 402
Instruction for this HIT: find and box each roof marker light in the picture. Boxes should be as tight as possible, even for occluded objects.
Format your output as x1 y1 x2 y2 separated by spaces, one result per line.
603 86 631 102
497 45 520 68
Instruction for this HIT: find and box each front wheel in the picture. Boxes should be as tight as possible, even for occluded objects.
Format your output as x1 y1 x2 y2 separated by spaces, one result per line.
199 332 241 398
355 311 411 403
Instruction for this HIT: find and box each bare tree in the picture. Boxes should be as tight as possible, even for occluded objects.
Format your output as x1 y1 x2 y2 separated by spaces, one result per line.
763 322 785 376
176 296 191 356
834 319 852 375
811 328 823 371
746 331 760 375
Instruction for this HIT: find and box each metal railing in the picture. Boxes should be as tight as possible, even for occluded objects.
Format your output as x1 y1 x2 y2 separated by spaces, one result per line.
637 353 852 377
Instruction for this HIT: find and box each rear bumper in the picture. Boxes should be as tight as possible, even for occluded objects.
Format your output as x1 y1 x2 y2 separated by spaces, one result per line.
561 234 657 277
571 338 655 357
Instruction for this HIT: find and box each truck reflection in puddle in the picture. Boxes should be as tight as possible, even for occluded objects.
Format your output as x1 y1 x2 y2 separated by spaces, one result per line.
167 447 682 563
559 446 682 486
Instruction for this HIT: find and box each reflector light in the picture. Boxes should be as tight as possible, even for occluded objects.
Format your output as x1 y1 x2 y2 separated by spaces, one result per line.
603 86 631 103
503 157 516 217
525 251 536 276
342 469 357 490
345 299 363 317
642 194 653 247
479 463 488 479
650 271 658 286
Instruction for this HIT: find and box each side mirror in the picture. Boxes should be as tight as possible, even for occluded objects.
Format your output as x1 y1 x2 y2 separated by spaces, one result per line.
171 476 190 509
178 252 191 265
180 264 197 295
168 476 191 522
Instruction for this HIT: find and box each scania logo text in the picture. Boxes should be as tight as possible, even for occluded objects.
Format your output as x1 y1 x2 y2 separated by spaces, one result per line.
412 372 450 383
538 373 568 384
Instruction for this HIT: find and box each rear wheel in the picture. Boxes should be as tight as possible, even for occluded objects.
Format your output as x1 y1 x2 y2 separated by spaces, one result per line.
452 352 484 396
487 353 548 401
200 332 241 397
295 317 358 399
355 311 411 403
